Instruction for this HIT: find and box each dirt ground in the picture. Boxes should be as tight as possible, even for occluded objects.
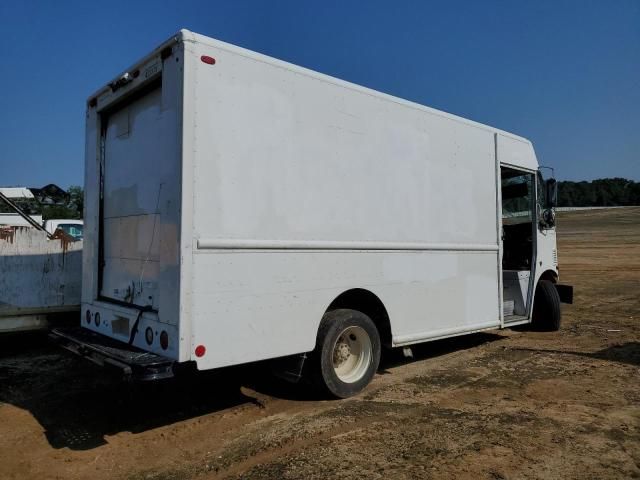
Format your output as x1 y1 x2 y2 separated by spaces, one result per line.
1 208 639 480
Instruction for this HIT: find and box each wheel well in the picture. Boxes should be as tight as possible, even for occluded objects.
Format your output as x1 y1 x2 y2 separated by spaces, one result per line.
539 269 558 284
326 289 392 347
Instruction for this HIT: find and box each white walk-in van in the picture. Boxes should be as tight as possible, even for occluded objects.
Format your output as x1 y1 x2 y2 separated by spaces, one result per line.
53 30 572 397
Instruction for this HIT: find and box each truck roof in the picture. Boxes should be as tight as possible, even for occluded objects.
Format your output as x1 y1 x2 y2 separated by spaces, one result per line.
89 29 538 171
46 219 83 224
0 187 35 199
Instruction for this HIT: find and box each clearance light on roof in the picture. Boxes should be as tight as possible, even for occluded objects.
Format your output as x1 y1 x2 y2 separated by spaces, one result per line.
200 55 216 65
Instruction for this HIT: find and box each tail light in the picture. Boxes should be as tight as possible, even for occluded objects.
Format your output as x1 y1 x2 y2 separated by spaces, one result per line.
145 327 154 345
160 331 169 350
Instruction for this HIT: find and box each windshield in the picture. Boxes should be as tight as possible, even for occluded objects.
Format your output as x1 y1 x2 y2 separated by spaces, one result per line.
56 223 83 240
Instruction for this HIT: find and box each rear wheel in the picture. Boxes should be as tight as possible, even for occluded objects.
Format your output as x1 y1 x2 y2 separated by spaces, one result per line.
532 280 561 331
310 309 381 398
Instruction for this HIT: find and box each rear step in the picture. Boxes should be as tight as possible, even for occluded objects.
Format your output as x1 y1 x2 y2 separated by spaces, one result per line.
50 327 175 381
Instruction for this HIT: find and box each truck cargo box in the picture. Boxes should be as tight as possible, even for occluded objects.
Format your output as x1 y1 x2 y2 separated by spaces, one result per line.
72 30 565 396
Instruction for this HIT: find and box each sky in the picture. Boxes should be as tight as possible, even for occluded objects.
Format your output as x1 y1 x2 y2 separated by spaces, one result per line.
0 0 638 188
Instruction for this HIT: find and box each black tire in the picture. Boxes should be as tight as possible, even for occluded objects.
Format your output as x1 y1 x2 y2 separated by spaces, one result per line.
532 280 561 331
309 309 381 399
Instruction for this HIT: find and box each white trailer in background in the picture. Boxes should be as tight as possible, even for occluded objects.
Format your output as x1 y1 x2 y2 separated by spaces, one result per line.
54 30 572 396
0 187 83 333
0 227 82 333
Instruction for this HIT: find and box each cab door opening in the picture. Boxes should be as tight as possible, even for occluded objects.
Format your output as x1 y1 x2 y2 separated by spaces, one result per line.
500 166 536 322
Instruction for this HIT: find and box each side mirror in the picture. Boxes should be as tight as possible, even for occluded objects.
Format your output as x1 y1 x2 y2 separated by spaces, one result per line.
541 208 556 228
545 178 557 209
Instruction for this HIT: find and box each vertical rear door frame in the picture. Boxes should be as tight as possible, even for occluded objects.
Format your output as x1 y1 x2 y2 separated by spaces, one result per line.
494 133 505 328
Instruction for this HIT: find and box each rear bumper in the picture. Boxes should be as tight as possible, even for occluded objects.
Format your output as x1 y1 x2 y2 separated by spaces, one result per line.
555 284 574 304
50 327 175 381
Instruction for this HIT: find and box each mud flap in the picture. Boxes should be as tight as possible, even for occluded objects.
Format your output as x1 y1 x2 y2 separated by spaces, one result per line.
555 284 574 304
270 353 308 383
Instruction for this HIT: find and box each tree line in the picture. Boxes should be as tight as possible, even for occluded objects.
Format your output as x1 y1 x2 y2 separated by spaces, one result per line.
41 185 84 220
6 180 639 220
558 178 640 207
53 180 640 214
0 185 83 220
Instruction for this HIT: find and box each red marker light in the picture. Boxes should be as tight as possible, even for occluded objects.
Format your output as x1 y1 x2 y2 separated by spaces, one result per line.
195 345 206 357
200 55 216 65
160 331 169 350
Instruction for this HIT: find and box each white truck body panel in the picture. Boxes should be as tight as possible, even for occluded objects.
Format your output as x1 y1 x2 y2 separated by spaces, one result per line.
82 30 550 369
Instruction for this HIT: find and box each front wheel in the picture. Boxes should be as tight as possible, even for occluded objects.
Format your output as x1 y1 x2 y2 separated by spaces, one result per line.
532 280 562 331
310 309 381 398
